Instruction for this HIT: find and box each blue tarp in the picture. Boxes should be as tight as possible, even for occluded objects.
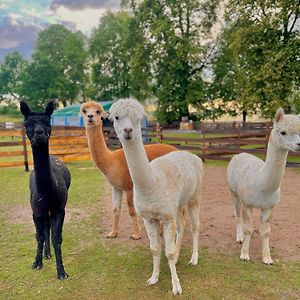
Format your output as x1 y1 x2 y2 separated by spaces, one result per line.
51 101 114 127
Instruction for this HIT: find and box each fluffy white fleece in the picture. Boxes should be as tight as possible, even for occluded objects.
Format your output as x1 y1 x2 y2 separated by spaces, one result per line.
109 98 145 123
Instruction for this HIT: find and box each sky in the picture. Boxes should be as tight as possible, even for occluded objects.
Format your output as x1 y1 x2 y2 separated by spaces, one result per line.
0 0 121 61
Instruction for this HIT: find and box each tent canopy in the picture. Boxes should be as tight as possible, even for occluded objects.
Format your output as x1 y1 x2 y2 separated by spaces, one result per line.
52 101 114 116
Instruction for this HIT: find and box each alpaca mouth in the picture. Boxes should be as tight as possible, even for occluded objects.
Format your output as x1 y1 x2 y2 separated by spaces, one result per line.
124 133 132 140
293 145 300 152
31 135 48 146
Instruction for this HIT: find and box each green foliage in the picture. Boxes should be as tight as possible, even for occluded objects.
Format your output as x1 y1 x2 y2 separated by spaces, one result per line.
0 51 27 96
0 105 20 116
19 25 87 109
123 0 220 124
211 0 300 119
89 12 133 100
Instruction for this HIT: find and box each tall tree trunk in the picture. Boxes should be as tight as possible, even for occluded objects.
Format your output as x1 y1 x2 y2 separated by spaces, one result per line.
242 110 247 122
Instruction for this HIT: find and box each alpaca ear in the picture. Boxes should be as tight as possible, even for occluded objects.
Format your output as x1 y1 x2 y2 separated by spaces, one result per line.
274 108 284 123
20 101 31 116
101 111 109 119
45 101 55 116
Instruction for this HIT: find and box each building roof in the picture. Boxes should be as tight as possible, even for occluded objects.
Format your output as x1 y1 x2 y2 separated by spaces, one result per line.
52 101 114 116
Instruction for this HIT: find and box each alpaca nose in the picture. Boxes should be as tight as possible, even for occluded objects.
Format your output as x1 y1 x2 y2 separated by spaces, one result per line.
35 128 44 135
124 127 133 133
88 114 93 119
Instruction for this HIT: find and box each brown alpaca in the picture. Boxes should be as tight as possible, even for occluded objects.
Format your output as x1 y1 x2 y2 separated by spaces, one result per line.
81 101 177 239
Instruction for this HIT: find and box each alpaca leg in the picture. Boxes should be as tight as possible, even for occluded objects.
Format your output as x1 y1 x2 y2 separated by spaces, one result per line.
231 191 243 243
240 206 253 261
50 210 68 280
163 220 182 295
107 187 123 238
174 207 186 265
187 201 200 266
143 218 161 286
32 214 45 270
43 215 51 259
126 190 141 240
260 208 273 265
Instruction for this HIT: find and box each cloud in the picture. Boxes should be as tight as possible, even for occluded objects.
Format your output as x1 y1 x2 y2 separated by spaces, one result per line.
50 0 120 11
20 7 40 18
0 17 43 60
50 5 108 33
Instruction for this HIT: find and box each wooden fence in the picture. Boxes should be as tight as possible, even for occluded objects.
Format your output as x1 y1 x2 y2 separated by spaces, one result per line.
1 121 299 171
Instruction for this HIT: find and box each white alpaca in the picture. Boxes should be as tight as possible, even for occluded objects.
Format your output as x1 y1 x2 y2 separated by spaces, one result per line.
227 108 300 264
109 98 204 295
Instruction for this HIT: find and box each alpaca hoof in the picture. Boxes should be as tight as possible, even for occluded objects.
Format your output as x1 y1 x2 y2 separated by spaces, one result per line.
57 271 69 280
240 254 250 261
44 253 52 259
130 233 141 240
106 231 117 238
172 282 182 295
32 261 43 270
147 275 159 286
188 256 198 266
263 257 274 265
236 238 243 244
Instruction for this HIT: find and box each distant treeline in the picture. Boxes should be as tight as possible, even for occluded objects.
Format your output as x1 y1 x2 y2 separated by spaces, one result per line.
0 0 299 123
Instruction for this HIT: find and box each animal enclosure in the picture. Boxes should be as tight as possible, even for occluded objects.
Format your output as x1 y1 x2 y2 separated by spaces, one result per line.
1 121 300 170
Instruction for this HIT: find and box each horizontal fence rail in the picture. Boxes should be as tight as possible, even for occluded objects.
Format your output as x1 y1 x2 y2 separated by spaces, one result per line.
0 121 299 171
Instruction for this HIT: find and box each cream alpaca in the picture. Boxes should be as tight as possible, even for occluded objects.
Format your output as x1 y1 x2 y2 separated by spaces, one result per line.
80 101 176 240
227 108 300 264
109 98 204 295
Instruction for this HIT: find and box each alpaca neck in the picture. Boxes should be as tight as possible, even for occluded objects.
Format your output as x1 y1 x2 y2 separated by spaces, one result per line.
122 133 154 191
85 124 112 174
32 142 53 195
263 135 288 192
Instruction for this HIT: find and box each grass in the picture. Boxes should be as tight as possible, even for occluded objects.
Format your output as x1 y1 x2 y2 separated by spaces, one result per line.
0 114 22 123
0 161 300 299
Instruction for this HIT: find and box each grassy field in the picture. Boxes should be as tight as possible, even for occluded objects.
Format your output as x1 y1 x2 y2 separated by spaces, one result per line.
0 114 22 123
0 160 299 299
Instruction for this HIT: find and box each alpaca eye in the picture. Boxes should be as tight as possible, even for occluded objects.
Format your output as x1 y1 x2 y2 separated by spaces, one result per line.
96 110 100 114
280 131 286 135
115 116 119 120
82 109 86 114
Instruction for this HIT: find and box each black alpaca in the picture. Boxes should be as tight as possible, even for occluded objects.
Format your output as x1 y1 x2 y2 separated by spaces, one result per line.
20 101 71 280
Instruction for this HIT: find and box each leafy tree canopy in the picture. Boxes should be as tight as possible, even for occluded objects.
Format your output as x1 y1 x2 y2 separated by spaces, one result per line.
0 51 27 99
211 0 300 119
20 24 87 109
122 0 220 123
89 12 133 101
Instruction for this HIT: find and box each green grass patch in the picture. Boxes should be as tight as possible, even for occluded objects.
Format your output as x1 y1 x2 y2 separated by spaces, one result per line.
0 161 300 299
0 114 22 123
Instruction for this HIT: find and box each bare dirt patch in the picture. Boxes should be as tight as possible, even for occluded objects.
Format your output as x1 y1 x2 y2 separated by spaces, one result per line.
1 204 89 225
99 166 300 262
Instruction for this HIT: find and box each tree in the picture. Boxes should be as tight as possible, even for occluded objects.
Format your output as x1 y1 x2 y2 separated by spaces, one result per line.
211 0 300 119
20 25 87 109
0 51 27 100
122 0 220 123
89 12 133 100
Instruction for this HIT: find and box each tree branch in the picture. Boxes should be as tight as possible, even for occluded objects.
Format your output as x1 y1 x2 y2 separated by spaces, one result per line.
288 0 300 34
190 42 218 76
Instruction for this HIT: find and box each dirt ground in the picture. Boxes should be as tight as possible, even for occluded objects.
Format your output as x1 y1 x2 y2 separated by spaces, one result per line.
99 166 300 262
3 166 300 262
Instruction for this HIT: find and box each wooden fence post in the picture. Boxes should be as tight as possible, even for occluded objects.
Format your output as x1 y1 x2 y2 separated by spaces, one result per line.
237 126 240 149
156 122 162 143
201 122 205 158
21 125 29 172
265 122 270 157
